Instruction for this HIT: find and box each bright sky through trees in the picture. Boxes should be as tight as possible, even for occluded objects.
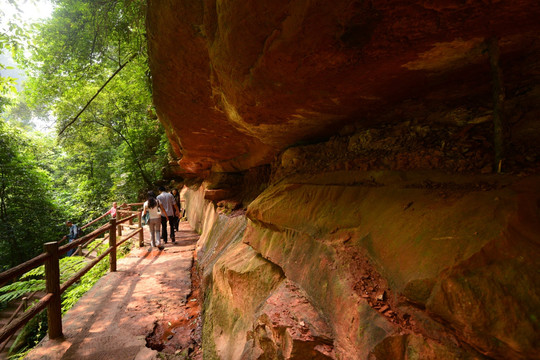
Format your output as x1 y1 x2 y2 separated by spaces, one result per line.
1 0 55 130
1 1 55 81
1 0 54 26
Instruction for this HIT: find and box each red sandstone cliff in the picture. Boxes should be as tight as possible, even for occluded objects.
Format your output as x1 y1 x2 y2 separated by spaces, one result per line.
148 0 540 176
147 1 540 359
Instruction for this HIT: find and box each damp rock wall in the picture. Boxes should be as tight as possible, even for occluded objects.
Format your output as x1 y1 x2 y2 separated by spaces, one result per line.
185 172 540 359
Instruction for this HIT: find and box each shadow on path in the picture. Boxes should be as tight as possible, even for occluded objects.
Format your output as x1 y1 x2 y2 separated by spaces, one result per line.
24 222 199 360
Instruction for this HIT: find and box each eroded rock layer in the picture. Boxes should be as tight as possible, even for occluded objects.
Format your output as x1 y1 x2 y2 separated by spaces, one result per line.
186 170 540 359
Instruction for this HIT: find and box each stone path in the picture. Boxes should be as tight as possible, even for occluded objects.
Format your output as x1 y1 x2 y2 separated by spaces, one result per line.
24 222 199 360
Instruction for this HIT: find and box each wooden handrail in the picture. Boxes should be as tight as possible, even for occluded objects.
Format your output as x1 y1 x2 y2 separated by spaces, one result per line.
60 246 113 294
0 293 35 352
82 231 108 249
81 213 108 230
81 202 142 230
119 210 140 215
0 214 132 284
85 235 109 257
59 223 112 256
116 213 138 225
117 228 142 247
0 210 145 345
0 254 49 288
125 202 144 207
59 211 133 255
0 293 52 344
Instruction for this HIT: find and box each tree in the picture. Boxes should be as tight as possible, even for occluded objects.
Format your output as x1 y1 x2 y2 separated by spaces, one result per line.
18 0 169 209
1 0 36 113
20 0 148 125
0 120 65 270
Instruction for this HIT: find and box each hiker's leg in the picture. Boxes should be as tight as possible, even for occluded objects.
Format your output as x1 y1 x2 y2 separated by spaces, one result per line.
151 218 162 247
168 216 176 241
161 216 168 242
149 227 155 247
148 220 157 247
67 239 74 256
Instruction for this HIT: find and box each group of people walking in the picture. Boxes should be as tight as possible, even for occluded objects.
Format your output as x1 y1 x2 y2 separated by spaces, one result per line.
142 186 183 251
63 186 184 254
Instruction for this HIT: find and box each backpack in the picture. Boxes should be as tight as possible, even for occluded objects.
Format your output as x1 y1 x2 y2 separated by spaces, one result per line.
142 211 150 226
76 226 83 238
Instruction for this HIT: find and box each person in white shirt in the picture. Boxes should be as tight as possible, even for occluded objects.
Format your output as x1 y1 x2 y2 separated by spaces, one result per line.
142 191 168 251
156 186 180 243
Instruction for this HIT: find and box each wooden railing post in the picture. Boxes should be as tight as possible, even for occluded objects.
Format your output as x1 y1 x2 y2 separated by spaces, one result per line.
138 212 144 247
44 242 62 339
109 219 117 272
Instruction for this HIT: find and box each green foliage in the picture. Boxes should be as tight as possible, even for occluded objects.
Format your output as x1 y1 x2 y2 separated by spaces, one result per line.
1 0 168 270
61 240 132 312
0 1 32 50
21 0 148 119
16 0 169 210
0 280 44 303
0 254 87 356
0 256 86 303
61 243 109 312
8 311 47 359
0 3 167 355
0 0 39 114
0 120 66 270
0 74 16 114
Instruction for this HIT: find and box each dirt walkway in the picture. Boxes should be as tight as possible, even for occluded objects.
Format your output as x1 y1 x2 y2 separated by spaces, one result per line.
24 222 201 360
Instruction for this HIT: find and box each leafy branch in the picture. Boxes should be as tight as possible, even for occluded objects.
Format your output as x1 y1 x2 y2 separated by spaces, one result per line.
88 113 153 186
58 53 138 135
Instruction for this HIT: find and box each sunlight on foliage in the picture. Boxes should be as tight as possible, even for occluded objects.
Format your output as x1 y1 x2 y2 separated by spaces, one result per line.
0 256 86 303
0 0 167 357
17 0 168 210
0 121 65 270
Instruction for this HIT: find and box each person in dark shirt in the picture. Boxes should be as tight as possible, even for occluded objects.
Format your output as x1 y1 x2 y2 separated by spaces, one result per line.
62 221 79 256
171 188 181 231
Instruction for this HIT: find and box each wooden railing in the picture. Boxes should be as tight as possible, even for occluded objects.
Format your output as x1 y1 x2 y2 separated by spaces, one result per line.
0 207 145 345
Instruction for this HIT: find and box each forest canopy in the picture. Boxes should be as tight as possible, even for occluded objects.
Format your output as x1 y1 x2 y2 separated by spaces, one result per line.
0 0 170 267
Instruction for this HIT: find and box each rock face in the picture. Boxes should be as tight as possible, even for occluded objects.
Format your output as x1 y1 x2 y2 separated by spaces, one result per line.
185 172 540 359
148 0 540 359
147 0 540 175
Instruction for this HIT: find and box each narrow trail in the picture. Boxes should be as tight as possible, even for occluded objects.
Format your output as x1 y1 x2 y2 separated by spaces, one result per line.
24 222 201 360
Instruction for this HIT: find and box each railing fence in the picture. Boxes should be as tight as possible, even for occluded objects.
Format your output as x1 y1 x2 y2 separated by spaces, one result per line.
0 204 145 346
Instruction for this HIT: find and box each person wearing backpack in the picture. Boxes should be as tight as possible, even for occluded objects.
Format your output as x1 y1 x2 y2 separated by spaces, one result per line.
62 220 80 256
142 191 168 252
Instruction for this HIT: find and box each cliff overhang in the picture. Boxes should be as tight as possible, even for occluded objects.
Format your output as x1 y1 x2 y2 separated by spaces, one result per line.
148 0 540 177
